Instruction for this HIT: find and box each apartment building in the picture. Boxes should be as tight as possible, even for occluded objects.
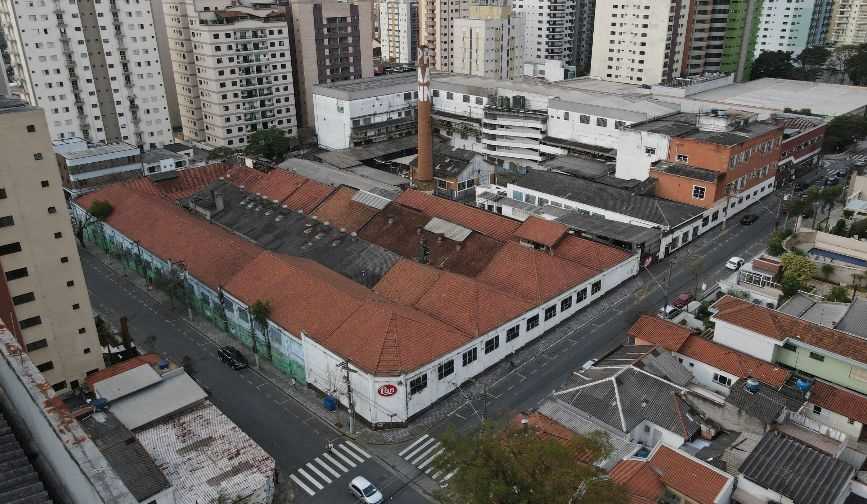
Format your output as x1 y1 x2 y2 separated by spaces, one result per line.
513 0 575 64
164 0 297 147
289 0 374 130
453 4 524 80
421 0 472 71
809 0 834 47
754 0 826 58
573 0 595 71
827 0 867 46
0 0 173 147
0 98 104 392
379 0 417 64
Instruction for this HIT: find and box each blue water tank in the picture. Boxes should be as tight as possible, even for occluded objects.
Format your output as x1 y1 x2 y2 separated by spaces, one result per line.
92 398 110 412
796 378 813 392
158 358 169 370
323 395 337 411
745 378 761 393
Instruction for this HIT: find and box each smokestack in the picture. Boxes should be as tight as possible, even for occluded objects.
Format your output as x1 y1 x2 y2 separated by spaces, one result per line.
415 44 434 190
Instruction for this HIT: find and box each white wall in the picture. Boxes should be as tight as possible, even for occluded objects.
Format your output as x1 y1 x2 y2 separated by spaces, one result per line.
546 106 631 150
675 354 738 397
615 128 670 181
314 89 416 150
629 420 685 448
711 320 781 363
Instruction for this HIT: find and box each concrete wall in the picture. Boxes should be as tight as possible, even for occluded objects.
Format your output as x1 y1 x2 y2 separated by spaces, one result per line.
774 344 867 396
314 86 415 150
629 420 685 448
615 128 671 181
711 320 781 363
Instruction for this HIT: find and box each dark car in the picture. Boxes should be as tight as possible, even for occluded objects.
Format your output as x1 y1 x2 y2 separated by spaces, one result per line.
218 345 248 370
740 214 759 225
671 293 694 309
794 182 810 192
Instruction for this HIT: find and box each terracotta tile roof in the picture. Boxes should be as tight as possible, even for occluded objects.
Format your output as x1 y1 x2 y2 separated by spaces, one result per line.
712 295 867 364
478 242 599 304
679 335 790 388
752 257 781 275
648 445 731 504
554 235 634 271
627 315 691 352
373 260 441 305
809 380 867 424
77 185 262 288
122 163 263 201
84 354 162 388
283 180 336 214
358 203 502 277
311 187 379 232
243 169 307 202
518 412 597 465
512 217 568 247
609 459 664 504
395 190 521 241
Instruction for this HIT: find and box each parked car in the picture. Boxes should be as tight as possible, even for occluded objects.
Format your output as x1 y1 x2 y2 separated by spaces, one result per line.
740 214 759 225
349 476 383 504
671 293 694 309
217 345 248 370
725 257 745 270
658 305 681 320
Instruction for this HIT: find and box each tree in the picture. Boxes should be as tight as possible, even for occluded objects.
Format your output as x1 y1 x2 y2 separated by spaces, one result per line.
845 43 867 85
823 114 867 153
767 229 788 256
797 46 831 69
244 129 295 162
821 263 835 280
781 252 816 285
831 219 848 236
826 286 851 303
433 422 628 504
851 218 867 238
89 200 114 219
249 299 272 367
751 51 797 80
207 146 237 162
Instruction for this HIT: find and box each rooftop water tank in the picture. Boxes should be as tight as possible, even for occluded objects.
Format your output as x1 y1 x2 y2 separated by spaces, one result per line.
795 378 813 393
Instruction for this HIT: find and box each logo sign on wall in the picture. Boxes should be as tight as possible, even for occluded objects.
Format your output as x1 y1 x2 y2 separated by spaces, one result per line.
377 384 398 397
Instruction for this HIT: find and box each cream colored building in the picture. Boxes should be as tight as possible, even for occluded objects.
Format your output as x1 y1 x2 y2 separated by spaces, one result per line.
290 0 375 130
0 98 104 392
453 4 524 80
379 0 418 63
164 0 297 147
827 0 867 46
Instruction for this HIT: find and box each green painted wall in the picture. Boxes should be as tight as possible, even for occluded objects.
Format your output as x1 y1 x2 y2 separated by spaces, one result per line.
774 345 867 395
720 0 762 81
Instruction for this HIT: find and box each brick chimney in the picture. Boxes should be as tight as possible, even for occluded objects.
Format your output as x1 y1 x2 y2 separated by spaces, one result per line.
414 44 434 190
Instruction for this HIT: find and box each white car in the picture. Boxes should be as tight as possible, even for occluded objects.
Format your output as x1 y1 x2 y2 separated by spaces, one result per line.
725 257 745 270
349 476 383 504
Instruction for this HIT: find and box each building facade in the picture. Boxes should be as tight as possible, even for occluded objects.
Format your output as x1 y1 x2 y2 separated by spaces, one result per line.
54 139 144 193
164 0 297 147
754 0 818 58
379 0 417 64
423 0 472 72
0 0 173 147
827 0 867 46
0 99 104 392
513 0 575 64
573 0 594 72
453 4 524 80
289 0 375 130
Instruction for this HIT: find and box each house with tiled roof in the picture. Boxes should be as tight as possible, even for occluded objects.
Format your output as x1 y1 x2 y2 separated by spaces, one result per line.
711 296 867 396
72 176 640 425
610 443 734 504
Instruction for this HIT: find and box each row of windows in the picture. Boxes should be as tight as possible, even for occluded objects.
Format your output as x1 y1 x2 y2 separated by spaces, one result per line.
409 280 603 396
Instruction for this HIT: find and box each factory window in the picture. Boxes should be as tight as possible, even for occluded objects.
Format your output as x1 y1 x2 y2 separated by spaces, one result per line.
0 216 14 227
579 114 590 124
462 347 477 366
446 92 453 100
596 117 607 127
432 90 439 97
526 314 539 331
809 352 825 362
561 296 572 311
20 316 43 329
12 292 35 305
52 381 67 392
404 92 412 100
644 147 656 155
506 325 519 342
615 120 626 129
462 95 470 103
475 97 483 105
692 186 706 200
409 374 427 395
544 305 556 321
563 111 569 120
591 281 602 295
25 339 47 351
712 373 732 387
677 154 688 162
0 242 22 256
437 359 454 380
37 361 54 372
484 335 499 354
576 288 587 303
5 267 28 280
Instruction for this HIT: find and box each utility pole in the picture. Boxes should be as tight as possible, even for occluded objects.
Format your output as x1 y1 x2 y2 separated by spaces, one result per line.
337 361 357 434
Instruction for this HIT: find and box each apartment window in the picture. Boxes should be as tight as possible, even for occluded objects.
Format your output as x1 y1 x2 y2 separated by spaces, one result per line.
84 348 91 355
677 154 688 162
0 188 5 199
54 232 62 239
52 381 67 392
596 117 607 127
33 153 43 160
403 92 412 100
446 92 453 100
12 292 35 306
48 206 57 214
60 256 69 263
66 280 75 287
475 97 483 105
26 125 36 133
485 335 500 354
0 242 22 256
712 373 732 387
579 114 590 124
432 90 439 97
615 120 626 129
462 95 470 103
72 303 80 310
437 359 454 380
692 186 706 200
25 338 47 351
20 316 42 329
576 288 587 303
544 305 557 321
462 347 478 366
526 314 539 331
644 147 656 155
409 374 427 395
0 216 14 227
563 112 570 120
813 405 822 415
5 267 28 280
561 296 573 311
809 352 825 362
591 281 602 295
36 361 54 372
78 327 86 334
506 325 519 342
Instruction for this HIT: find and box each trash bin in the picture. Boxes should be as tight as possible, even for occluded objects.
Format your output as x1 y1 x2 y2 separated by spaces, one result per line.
323 395 337 411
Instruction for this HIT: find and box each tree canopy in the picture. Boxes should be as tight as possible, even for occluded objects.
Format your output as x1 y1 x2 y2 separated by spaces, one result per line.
433 421 628 504
781 252 816 285
89 200 114 220
751 51 798 80
824 114 867 152
207 146 237 161
796 46 831 69
244 128 296 162
845 44 867 85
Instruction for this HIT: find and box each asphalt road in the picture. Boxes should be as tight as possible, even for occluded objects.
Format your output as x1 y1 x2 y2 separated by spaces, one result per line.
80 249 428 504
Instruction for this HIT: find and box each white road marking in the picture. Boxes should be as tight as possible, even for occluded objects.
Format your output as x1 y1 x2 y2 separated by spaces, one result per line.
296 468 324 490
409 441 441 465
289 474 316 496
404 437 436 461
332 447 356 468
305 462 332 484
338 443 365 464
418 448 444 470
322 452 348 472
315 457 341 478
398 434 430 457
345 440 371 459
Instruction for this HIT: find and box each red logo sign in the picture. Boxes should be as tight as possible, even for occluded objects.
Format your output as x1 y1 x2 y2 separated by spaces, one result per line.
377 384 398 397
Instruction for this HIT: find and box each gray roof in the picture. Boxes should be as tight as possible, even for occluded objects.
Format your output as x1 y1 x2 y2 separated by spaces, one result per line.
653 161 721 182
557 211 661 245
725 378 805 424
281 159 401 193
740 431 854 504
683 121 780 146
0 409 52 504
79 412 171 502
778 293 851 330
635 348 694 386
347 166 409 186
542 156 612 179
185 182 401 287
162 143 193 153
94 364 161 401
0 96 34 113
142 148 184 164
313 73 416 101
513 170 704 228
58 142 140 161
555 365 700 438
109 369 207 431
836 298 867 338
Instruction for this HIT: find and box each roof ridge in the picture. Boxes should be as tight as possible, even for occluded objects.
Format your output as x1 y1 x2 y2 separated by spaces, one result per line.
375 310 403 375
672 394 690 437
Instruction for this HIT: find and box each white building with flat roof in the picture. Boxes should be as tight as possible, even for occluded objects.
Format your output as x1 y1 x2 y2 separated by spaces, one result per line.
513 0 574 64
379 0 417 64
453 4 524 80
755 0 817 58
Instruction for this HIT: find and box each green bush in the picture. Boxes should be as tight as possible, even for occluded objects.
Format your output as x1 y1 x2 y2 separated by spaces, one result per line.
826 286 851 303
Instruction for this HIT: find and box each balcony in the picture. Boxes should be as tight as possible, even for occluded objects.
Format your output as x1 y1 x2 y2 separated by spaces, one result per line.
481 126 543 139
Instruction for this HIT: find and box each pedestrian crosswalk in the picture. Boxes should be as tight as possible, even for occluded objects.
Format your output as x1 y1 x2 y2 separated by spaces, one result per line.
850 153 867 162
288 441 372 497
398 434 457 487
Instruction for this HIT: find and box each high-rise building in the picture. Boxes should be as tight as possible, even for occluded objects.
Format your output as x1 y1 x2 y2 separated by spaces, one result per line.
754 0 820 58
808 0 834 47
164 0 297 148
514 0 575 64
0 97 104 392
151 0 182 132
453 3 524 80
590 0 691 85
573 0 595 72
0 0 173 147
718 0 762 82
827 0 867 46
427 0 472 71
379 0 418 63
289 0 375 130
